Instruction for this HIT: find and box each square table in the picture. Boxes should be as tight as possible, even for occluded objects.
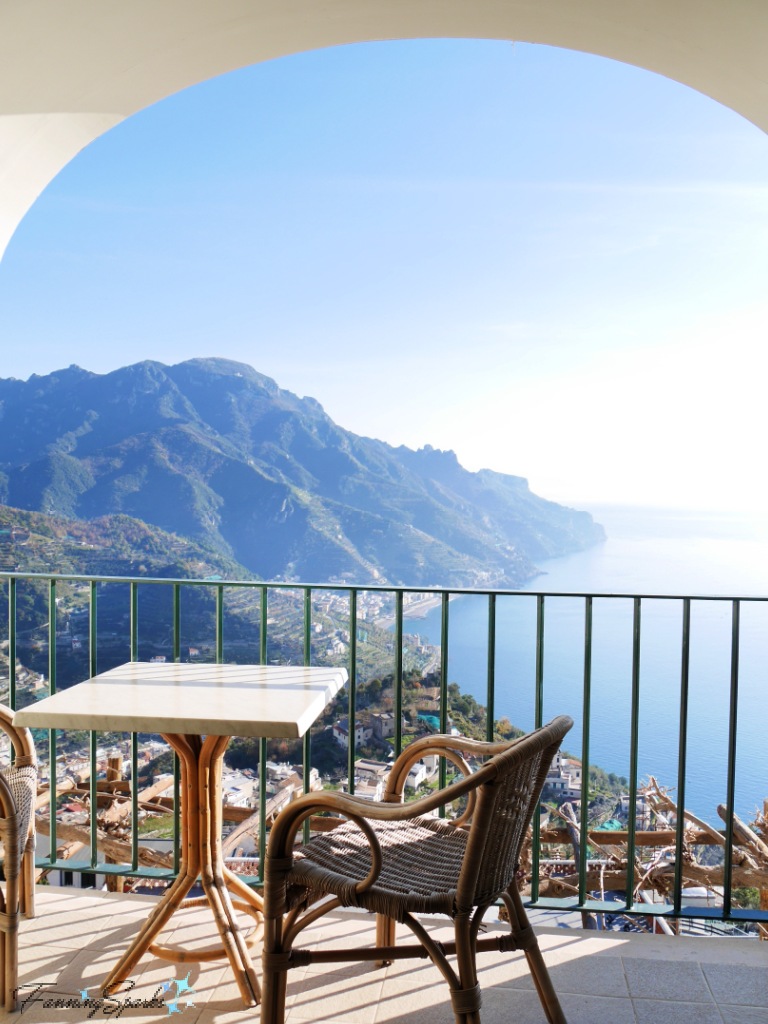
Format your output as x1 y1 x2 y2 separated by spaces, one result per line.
14 661 348 1007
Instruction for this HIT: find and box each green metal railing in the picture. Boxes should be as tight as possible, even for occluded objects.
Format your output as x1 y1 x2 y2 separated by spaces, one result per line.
2 570 765 927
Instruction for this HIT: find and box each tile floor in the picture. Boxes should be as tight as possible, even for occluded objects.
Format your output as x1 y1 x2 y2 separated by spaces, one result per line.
5 887 767 1023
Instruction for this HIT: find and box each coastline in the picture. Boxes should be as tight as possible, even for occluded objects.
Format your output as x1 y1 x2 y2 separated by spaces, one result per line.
374 591 463 629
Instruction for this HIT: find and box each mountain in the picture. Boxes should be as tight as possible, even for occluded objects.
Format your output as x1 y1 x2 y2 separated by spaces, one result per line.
0 358 604 586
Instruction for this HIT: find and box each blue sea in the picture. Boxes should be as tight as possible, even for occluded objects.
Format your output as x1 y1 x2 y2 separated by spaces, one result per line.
413 506 768 824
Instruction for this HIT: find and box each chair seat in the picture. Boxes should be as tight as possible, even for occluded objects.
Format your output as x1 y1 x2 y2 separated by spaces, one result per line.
287 815 469 920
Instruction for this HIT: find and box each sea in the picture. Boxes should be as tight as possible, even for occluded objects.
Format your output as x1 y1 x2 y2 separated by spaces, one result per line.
412 506 768 824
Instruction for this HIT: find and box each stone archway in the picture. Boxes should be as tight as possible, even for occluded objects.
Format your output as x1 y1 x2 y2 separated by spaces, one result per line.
1 0 766 259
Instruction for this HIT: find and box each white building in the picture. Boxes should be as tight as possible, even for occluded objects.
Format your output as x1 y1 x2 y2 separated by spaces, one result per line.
371 712 406 741
354 759 390 785
544 751 582 799
221 770 256 808
333 718 373 749
543 767 581 799
263 762 304 797
293 765 323 792
554 752 582 782
619 793 652 827
405 762 428 790
347 778 384 802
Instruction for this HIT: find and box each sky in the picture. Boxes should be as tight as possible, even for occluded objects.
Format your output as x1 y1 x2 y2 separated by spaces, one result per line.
0 39 767 513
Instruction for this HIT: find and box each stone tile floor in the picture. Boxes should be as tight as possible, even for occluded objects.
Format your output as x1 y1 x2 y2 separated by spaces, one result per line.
4 887 767 1023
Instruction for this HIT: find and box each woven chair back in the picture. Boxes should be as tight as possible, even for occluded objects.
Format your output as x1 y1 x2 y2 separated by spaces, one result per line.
457 716 572 910
0 764 36 881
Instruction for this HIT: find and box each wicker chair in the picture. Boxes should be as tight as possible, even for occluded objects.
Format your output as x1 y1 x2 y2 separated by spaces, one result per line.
0 704 37 1011
261 715 573 1024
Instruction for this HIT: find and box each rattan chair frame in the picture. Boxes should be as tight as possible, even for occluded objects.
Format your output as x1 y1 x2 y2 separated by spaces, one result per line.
0 704 37 1011
261 715 573 1024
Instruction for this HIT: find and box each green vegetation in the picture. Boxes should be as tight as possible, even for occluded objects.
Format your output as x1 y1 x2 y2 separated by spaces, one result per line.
587 765 629 824
139 749 175 781
732 887 761 910
446 682 485 739
138 812 175 838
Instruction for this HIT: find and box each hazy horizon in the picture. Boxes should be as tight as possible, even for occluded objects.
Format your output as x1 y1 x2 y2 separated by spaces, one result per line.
6 355 768 523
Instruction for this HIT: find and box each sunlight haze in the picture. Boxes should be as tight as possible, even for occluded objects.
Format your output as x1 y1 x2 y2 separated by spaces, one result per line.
1 40 766 513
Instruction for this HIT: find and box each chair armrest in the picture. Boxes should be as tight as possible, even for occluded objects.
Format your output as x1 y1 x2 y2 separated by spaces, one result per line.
384 732 520 802
0 704 37 766
267 760 496 866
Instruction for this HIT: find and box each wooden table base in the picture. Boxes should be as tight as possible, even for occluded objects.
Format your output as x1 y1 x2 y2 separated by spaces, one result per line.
102 734 263 1007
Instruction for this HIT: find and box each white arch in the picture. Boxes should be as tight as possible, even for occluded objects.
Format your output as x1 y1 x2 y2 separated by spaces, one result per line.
1 0 767 260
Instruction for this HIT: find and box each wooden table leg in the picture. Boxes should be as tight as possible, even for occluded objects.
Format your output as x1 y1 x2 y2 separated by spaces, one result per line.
102 734 263 1007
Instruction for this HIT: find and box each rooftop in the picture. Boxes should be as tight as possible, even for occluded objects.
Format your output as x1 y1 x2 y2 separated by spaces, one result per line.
11 887 766 1024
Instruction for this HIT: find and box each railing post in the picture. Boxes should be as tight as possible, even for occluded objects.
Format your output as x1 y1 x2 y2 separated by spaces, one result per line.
394 590 403 758
625 597 642 911
303 587 312 844
673 598 691 917
486 593 496 744
90 730 98 870
48 578 57 694
129 581 139 877
531 594 544 902
131 732 139 872
347 590 357 797
8 578 15 715
578 596 592 909
89 580 98 679
260 587 267 666
723 599 740 918
173 583 180 663
259 586 267 883
130 581 138 662
89 579 98 870
258 738 267 884
216 584 224 664
48 578 57 866
438 591 450 816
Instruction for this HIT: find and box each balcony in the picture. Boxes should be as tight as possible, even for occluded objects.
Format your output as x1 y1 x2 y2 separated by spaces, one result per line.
3 570 768 1021
17 888 767 1023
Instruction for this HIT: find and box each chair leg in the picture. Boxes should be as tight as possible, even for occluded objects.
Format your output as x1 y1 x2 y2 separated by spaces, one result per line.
524 942 567 1024
375 913 396 966
261 914 290 1024
5 920 17 1012
259 963 286 1024
453 913 482 1024
505 883 567 1024
22 845 35 918
0 929 5 1010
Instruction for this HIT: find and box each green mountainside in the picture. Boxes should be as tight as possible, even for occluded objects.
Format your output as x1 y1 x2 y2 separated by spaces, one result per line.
0 358 604 586
0 504 253 580
0 506 430 704
0 505 258 690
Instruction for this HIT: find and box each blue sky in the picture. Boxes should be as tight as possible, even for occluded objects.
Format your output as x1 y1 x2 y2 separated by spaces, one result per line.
1 40 767 510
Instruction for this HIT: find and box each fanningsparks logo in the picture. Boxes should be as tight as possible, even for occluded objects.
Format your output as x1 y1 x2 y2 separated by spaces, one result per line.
18 973 198 1017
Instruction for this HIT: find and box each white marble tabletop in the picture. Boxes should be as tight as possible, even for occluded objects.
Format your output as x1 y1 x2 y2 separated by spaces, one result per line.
13 662 348 738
